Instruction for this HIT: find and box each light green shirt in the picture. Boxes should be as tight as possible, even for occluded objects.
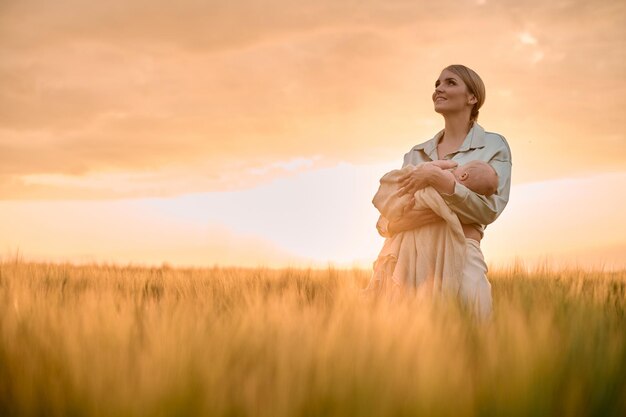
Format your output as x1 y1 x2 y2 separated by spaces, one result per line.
388 122 512 239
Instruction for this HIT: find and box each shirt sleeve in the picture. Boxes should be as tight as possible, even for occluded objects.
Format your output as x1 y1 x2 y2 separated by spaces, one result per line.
440 141 512 226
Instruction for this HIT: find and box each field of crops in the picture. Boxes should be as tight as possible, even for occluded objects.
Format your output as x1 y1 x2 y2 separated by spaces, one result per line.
1 261 624 416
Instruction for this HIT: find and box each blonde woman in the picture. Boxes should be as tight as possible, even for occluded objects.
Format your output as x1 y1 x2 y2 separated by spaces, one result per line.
376 65 512 320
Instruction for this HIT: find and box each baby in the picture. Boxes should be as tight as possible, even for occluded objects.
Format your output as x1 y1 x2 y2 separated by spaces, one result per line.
365 160 499 299
374 160 498 226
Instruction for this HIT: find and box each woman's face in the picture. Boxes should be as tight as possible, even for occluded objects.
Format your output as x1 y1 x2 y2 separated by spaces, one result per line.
432 69 476 116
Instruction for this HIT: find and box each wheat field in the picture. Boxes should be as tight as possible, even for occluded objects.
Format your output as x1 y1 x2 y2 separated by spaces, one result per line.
0 260 624 417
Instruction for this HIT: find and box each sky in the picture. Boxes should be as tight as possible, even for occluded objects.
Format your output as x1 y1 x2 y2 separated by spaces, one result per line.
1 0 625 269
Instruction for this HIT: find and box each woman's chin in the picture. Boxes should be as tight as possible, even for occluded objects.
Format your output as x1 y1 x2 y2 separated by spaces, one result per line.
433 104 459 116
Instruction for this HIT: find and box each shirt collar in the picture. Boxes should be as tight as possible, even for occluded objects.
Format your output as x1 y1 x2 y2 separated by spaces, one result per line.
413 122 487 158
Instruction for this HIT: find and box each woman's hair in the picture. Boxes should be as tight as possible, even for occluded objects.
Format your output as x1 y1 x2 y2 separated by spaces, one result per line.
444 64 486 123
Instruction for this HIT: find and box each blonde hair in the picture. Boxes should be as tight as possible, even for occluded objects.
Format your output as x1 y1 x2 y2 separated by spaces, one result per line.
444 65 486 124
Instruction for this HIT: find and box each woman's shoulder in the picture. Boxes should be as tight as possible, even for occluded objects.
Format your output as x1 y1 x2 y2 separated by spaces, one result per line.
483 129 509 145
482 129 513 163
408 133 440 153
402 130 442 166
403 140 436 167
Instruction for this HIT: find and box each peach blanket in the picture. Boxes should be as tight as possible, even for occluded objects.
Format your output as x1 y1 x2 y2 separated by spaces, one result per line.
367 166 466 298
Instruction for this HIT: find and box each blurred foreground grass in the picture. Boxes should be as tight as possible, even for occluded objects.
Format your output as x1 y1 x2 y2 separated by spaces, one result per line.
0 261 624 417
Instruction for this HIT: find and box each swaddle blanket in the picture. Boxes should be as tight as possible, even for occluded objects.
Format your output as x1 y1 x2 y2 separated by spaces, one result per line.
367 165 466 299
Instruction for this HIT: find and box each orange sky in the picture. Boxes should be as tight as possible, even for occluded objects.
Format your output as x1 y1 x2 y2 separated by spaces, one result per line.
1 0 625 269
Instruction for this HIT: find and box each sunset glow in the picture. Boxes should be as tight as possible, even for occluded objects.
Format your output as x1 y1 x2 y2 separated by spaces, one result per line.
1 0 624 269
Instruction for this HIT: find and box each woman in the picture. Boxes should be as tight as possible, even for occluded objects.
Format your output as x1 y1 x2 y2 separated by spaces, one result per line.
376 64 512 320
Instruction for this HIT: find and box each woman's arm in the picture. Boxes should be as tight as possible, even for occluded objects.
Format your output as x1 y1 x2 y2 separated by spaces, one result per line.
397 160 458 195
389 209 444 234
434 140 512 225
437 159 511 225
376 208 443 238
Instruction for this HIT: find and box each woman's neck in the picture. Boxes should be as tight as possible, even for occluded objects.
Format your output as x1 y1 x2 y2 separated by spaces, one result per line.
441 113 472 145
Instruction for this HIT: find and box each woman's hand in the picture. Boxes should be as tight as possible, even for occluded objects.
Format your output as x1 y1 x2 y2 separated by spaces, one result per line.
398 160 458 196
388 208 442 235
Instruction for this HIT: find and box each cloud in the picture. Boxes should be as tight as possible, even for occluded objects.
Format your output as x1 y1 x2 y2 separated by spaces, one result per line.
518 32 538 45
1 0 625 199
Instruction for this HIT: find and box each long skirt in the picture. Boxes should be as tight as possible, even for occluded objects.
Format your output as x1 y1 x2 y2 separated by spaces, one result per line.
461 238 493 322
362 237 493 322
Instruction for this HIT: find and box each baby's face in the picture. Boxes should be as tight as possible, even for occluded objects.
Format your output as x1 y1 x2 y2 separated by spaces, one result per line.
452 161 498 196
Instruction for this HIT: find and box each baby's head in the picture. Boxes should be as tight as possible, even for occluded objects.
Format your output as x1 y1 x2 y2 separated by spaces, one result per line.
452 160 498 196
